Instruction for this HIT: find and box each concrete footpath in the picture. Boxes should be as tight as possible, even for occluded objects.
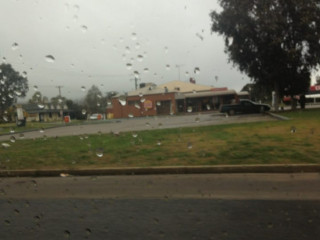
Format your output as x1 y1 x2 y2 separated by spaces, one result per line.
1 164 319 177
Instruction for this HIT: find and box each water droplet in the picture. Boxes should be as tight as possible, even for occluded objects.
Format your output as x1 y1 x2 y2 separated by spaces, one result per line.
187 106 192 113
81 25 88 33
10 128 15 133
86 228 92 236
60 173 70 177
185 72 189 77
1 143 10 148
125 46 131 54
128 113 134 118
164 46 168 54
187 142 193 149
22 71 27 78
81 86 86 92
38 104 45 109
157 140 162 146
140 98 145 103
206 104 211 110
45 55 55 63
132 132 138 138
131 33 137 41
2 116 8 122
64 230 71 238
166 65 170 70
134 71 140 78
228 37 233 45
118 96 126 106
73 4 80 12
195 117 200 123
134 103 140 109
81 109 87 115
33 85 38 91
12 42 19 51
39 127 45 133
156 101 161 106
10 136 16 143
96 148 103 157
126 63 132 70
19 133 24 139
192 90 197 94
290 126 296 133
135 43 141 49
144 68 149 73
194 67 200 74
137 55 143 62
4 220 11 226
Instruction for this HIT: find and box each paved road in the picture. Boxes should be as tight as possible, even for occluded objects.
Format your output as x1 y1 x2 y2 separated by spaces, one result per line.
0 113 275 141
0 173 319 239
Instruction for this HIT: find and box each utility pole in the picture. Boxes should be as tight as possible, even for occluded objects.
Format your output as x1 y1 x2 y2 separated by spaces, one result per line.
175 64 184 81
56 86 63 96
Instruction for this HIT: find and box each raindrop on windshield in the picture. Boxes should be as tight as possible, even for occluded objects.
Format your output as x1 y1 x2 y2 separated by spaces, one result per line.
135 43 141 49
156 101 161 106
2 143 10 148
132 132 138 138
38 103 45 109
96 149 104 158
33 85 38 91
10 136 16 143
128 113 134 118
39 127 45 133
187 106 193 113
81 109 87 115
81 86 86 91
164 46 168 54
10 127 15 133
22 71 27 78
194 67 200 74
11 42 19 51
144 68 149 73
134 103 140 109
19 133 24 139
139 92 143 97
118 96 127 106
45 55 55 63
131 32 137 41
187 142 193 149
137 55 143 62
166 65 170 70
81 25 88 33
140 98 145 103
126 63 132 70
134 71 140 78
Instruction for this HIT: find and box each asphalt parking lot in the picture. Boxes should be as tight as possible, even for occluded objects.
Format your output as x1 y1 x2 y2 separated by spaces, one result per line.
0 112 276 141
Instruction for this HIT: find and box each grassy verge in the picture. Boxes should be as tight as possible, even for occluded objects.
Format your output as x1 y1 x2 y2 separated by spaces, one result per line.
0 109 320 170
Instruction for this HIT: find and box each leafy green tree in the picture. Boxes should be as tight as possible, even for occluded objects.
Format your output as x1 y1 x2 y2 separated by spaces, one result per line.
51 96 67 106
29 91 48 104
84 85 104 114
211 0 320 110
0 63 28 119
241 83 272 103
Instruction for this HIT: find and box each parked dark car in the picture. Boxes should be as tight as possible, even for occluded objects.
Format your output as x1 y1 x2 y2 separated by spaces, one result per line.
220 99 270 115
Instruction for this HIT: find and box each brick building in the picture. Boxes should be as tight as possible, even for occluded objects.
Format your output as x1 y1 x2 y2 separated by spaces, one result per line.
108 80 238 119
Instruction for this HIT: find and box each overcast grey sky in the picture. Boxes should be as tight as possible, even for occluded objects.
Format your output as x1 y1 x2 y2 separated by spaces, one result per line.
1 0 317 101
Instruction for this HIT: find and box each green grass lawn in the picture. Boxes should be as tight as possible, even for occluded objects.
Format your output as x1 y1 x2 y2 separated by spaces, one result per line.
0 109 320 170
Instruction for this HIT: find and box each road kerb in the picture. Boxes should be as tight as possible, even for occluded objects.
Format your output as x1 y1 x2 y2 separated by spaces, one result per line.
0 164 319 177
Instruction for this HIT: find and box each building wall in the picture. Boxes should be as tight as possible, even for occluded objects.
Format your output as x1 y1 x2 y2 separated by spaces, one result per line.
111 93 176 118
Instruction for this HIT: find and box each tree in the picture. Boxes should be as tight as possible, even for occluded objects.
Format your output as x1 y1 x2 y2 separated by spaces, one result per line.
241 83 272 103
29 91 48 104
0 63 28 119
84 85 104 114
211 0 320 110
